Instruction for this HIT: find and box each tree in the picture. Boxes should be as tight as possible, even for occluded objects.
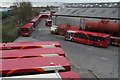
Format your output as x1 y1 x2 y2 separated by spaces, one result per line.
45 5 50 11
13 1 33 23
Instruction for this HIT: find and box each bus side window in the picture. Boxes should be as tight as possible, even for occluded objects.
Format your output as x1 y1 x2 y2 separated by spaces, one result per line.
98 37 105 41
83 34 88 40
89 36 98 41
74 33 79 38
79 34 88 40
74 33 88 40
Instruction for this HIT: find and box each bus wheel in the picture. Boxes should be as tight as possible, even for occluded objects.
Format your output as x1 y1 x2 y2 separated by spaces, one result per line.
93 43 97 47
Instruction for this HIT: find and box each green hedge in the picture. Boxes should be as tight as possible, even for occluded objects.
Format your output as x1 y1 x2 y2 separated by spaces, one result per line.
2 20 22 42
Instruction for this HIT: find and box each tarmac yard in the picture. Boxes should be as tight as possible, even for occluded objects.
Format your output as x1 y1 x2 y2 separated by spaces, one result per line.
15 19 118 79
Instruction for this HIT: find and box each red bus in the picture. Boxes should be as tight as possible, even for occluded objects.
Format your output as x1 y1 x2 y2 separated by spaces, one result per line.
30 16 40 28
57 24 80 36
65 30 110 47
39 12 51 18
1 56 71 77
45 19 52 26
1 47 65 59
1 41 61 50
110 36 120 47
2 71 80 79
20 23 34 37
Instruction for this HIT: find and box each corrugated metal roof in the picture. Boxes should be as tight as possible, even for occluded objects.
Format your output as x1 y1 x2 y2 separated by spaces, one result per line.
55 2 119 19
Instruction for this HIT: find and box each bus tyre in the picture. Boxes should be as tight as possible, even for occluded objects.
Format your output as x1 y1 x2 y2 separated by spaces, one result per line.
93 43 97 47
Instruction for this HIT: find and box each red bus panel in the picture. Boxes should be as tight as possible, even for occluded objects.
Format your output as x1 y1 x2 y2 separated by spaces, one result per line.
1 56 71 77
59 71 80 79
1 48 65 59
1 41 61 50
39 12 51 18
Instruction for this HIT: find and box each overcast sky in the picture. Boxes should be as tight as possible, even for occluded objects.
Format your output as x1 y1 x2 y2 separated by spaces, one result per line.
1 0 120 3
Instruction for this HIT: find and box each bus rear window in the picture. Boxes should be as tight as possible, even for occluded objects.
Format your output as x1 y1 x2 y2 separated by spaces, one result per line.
21 28 29 32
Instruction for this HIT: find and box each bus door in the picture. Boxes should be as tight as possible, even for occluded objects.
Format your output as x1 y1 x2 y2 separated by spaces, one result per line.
73 33 88 44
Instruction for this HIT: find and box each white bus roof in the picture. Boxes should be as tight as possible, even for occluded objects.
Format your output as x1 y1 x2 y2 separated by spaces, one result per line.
1 71 80 79
1 73 60 78
67 30 76 33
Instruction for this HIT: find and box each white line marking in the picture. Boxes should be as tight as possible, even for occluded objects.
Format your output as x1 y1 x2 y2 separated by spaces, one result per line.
38 28 49 31
87 48 93 51
101 57 108 61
